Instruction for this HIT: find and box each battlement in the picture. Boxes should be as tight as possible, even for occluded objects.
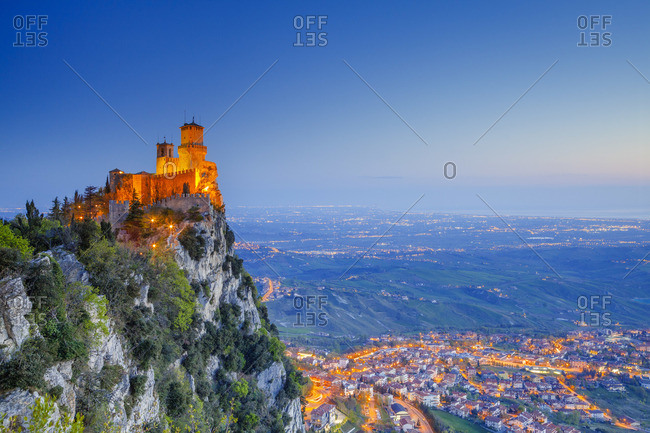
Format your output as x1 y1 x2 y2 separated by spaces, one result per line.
178 143 206 149
108 200 131 227
151 168 196 179
110 200 131 206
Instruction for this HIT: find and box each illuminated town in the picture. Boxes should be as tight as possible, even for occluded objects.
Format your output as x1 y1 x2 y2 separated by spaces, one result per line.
288 329 650 433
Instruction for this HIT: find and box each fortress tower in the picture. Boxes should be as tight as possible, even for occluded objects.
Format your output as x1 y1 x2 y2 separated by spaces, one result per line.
156 139 178 176
109 118 223 209
180 119 203 146
178 120 208 174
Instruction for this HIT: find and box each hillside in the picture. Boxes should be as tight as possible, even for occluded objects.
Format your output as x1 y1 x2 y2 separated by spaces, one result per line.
231 207 650 346
0 202 305 432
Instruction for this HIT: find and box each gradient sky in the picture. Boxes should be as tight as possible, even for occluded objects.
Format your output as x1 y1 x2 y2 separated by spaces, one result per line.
1 1 649 218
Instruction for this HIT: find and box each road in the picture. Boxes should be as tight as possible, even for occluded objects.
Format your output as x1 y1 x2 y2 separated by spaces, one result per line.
395 398 434 433
304 383 327 413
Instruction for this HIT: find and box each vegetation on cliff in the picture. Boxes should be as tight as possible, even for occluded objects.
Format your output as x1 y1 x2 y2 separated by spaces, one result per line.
0 200 305 433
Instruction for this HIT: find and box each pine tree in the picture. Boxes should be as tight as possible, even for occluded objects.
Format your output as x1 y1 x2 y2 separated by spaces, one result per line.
124 194 145 240
25 200 42 230
104 176 111 194
84 186 98 220
62 197 72 225
49 197 62 223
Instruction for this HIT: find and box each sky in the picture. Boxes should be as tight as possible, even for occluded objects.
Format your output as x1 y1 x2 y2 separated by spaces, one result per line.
1 0 649 219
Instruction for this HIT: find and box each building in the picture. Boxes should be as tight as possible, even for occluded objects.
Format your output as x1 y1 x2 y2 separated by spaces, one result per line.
414 391 440 407
389 403 408 421
311 403 336 431
108 119 223 210
485 416 504 431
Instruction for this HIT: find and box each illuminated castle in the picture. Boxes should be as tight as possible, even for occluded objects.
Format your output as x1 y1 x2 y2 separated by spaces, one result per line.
108 119 223 209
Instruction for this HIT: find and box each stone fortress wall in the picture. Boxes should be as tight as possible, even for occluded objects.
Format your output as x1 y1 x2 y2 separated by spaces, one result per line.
108 193 212 227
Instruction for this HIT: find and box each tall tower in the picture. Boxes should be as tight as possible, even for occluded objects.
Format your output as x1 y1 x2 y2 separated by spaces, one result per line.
156 139 176 175
180 118 204 146
178 119 207 171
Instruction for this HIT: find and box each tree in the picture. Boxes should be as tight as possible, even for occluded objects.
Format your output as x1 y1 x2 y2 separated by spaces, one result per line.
25 200 43 230
123 197 145 240
62 197 72 225
49 197 63 223
182 182 190 195
84 186 98 219
100 221 115 243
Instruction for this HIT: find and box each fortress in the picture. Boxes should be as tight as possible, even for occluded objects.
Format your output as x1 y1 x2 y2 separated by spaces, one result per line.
108 119 223 212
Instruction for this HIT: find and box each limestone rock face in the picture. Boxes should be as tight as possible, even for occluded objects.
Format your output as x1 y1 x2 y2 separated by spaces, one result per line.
0 390 60 431
205 354 221 379
0 277 32 359
172 215 261 332
133 274 154 311
51 247 90 285
125 367 159 430
88 322 127 373
44 361 75 413
256 361 286 406
283 398 306 433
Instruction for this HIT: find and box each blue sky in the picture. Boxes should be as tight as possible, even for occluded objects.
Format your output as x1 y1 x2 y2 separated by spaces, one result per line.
1 1 649 218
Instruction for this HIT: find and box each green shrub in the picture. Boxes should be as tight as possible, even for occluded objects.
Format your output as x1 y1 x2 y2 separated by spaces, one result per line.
0 224 33 258
132 338 162 370
22 256 66 320
41 319 87 361
47 385 63 400
225 225 235 250
223 255 243 277
187 205 203 222
178 226 205 261
0 247 24 278
0 338 53 393
99 364 124 390
130 374 148 399
165 381 191 418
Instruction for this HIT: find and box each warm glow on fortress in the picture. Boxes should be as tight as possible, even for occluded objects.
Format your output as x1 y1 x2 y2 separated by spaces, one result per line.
108 120 223 209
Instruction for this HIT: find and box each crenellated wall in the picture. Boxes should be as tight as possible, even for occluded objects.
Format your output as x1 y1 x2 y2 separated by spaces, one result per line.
108 200 130 227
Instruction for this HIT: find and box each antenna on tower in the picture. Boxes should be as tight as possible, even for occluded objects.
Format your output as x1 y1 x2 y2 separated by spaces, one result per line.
184 110 186 123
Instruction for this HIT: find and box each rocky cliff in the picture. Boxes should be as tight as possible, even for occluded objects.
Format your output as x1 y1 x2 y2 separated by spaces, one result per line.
0 209 305 433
